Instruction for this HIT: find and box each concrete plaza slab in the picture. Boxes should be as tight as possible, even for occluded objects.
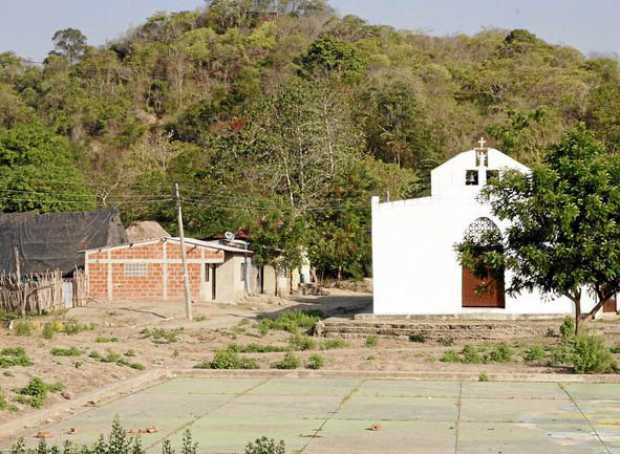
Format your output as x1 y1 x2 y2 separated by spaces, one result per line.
5 376 620 453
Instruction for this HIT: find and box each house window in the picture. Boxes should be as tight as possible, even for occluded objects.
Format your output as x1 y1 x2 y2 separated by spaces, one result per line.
465 170 479 186
486 170 499 183
240 263 246 282
124 263 148 277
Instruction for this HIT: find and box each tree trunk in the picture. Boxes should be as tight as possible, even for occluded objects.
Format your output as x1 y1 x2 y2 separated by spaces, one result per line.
573 292 582 336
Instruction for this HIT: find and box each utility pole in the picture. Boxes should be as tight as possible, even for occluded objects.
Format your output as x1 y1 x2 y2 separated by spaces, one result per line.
175 183 193 321
14 246 25 318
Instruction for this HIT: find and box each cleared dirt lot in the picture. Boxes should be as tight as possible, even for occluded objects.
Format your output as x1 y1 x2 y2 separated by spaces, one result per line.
1 290 620 443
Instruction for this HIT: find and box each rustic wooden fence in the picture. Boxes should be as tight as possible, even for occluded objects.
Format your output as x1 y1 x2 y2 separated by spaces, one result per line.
0 270 86 315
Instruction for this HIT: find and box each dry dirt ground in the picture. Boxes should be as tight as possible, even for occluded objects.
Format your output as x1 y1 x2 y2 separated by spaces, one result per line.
1 289 620 432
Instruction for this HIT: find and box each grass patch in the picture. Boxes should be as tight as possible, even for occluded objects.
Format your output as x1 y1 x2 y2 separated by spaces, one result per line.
63 321 96 335
141 327 183 344
13 320 33 337
440 350 460 363
365 335 378 347
479 372 489 382
306 353 325 370
95 336 119 343
408 333 426 343
50 347 81 357
258 310 322 334
17 377 64 408
226 343 288 354
319 338 348 350
0 347 32 368
289 334 317 351
272 352 301 370
440 344 515 364
90 350 146 370
523 345 546 362
196 350 259 370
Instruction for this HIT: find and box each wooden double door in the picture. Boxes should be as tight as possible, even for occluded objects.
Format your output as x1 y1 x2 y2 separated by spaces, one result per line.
462 267 505 309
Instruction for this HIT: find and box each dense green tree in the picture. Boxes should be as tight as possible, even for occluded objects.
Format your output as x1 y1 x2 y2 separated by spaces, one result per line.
456 127 620 333
0 123 94 213
51 28 88 64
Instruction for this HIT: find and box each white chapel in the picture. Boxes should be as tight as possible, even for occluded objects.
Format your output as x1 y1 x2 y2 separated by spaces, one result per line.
371 140 607 316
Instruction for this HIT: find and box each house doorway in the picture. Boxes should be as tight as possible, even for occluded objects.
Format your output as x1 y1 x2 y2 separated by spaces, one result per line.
201 264 217 301
461 217 505 309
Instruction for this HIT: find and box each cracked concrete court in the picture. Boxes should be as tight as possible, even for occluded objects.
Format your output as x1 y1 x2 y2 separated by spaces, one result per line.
8 378 620 453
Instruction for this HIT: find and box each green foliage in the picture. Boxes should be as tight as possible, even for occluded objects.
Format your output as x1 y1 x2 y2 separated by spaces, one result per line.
17 377 63 408
272 352 301 369
297 36 367 82
571 334 616 374
41 323 55 340
0 347 32 368
365 335 378 348
0 123 95 213
0 388 7 411
13 321 33 337
319 338 348 350
245 437 286 454
478 372 489 382
408 333 426 343
140 328 183 344
462 345 484 364
96 336 120 343
50 347 82 357
63 321 95 335
523 345 546 362
560 317 576 340
259 311 322 334
226 343 288 354
486 344 513 363
201 350 259 370
289 334 317 351
440 350 460 363
306 353 325 370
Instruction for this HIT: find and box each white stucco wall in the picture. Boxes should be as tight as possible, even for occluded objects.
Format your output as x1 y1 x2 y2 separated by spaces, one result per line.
372 148 598 316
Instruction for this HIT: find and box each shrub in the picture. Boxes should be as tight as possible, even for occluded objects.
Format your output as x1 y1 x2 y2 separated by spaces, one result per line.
206 350 258 370
0 347 32 368
365 335 378 347
306 354 325 370
486 344 513 363
440 350 460 363
17 377 63 408
462 345 483 364
245 437 286 454
523 345 546 362
0 388 6 410
124 350 136 357
141 327 183 344
63 321 95 335
42 323 55 340
51 347 81 357
560 317 575 340
319 338 348 350
610 346 620 354
227 343 288 354
13 320 33 337
571 334 616 374
129 362 145 370
100 350 122 364
439 336 455 347
259 311 322 334
272 352 301 369
408 333 426 343
257 320 270 336
289 334 317 351
479 372 489 382
95 336 119 343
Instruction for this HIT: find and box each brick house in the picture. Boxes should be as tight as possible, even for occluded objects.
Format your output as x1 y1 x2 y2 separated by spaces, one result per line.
85 237 252 303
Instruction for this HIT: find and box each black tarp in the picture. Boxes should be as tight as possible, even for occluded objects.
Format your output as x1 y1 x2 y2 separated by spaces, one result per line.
0 209 127 276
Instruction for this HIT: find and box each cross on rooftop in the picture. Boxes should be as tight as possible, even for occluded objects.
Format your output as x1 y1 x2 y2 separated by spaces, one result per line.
478 137 487 149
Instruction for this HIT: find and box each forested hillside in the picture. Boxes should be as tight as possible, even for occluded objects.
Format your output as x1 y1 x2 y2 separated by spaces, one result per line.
1 0 619 278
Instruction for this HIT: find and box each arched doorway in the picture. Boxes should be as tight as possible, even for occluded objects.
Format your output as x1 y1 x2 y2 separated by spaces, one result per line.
461 218 505 309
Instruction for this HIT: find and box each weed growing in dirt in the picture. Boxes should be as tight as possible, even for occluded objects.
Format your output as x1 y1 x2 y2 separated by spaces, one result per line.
365 335 378 347
439 336 455 347
258 310 322 334
560 317 575 339
16 377 63 408
13 320 33 337
440 350 460 363
610 346 620 354
0 388 7 410
0 347 32 368
245 436 286 454
486 344 513 363
550 330 616 373
479 372 489 382
408 333 426 343
63 321 96 335
306 354 325 370
523 346 546 362
141 327 183 344
226 343 288 354
319 338 348 350
272 352 301 369
41 323 55 340
462 345 484 364
197 350 259 370
50 347 81 357
89 350 145 370
124 350 136 357
289 334 317 351
96 336 119 343
194 315 207 322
